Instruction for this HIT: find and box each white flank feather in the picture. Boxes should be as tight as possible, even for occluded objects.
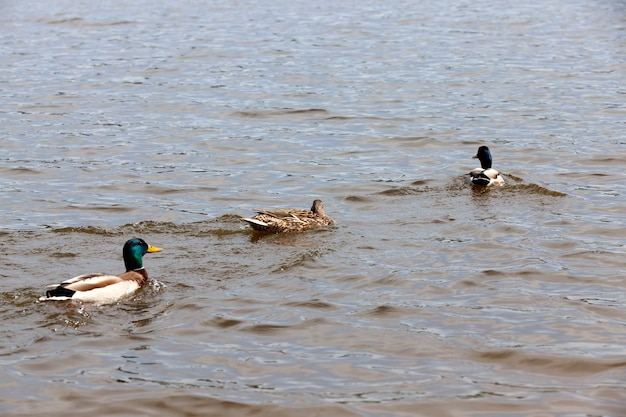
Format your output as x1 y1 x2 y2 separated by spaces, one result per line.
39 295 72 301
73 280 141 305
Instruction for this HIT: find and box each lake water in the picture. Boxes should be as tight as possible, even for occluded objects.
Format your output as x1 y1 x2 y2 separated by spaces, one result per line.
1 0 625 416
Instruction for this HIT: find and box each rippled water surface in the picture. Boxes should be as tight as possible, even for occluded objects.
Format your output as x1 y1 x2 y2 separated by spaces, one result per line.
1 0 625 416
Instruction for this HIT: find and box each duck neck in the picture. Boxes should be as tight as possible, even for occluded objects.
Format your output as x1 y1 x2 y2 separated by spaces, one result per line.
133 268 149 280
480 151 493 169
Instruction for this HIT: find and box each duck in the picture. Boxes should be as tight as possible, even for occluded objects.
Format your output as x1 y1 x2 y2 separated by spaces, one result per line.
242 199 335 233
468 146 505 187
39 238 162 305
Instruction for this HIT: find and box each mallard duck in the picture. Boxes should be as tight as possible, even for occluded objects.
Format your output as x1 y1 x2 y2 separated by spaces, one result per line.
242 199 335 233
39 238 162 305
468 146 505 186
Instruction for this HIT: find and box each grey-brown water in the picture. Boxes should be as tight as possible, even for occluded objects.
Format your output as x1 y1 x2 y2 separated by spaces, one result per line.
1 0 625 416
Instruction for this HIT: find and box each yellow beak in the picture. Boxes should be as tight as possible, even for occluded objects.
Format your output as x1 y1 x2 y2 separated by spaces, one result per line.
147 244 163 253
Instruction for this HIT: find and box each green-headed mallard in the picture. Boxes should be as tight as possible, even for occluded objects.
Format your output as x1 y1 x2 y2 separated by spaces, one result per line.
468 146 505 187
39 238 162 305
242 199 335 233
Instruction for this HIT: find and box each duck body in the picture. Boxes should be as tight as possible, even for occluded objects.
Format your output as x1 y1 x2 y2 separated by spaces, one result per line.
39 238 162 305
468 146 504 187
469 167 504 187
242 199 335 233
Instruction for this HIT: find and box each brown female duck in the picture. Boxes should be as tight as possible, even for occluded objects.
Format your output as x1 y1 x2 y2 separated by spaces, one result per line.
242 199 335 233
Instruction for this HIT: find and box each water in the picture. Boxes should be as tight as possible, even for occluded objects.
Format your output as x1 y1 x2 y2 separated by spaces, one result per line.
1 0 625 415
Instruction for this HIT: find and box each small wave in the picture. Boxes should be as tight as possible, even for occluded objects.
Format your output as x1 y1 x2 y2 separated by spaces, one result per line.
323 115 415 122
271 248 330 272
51 221 194 236
207 316 244 329
242 317 328 335
232 108 328 119
283 300 338 310
377 186 430 196
65 203 134 213
344 195 376 203
141 185 219 196
242 323 291 335
51 225 115 235
510 183 567 197
474 349 626 377
119 220 182 235
2 167 44 175
363 305 402 317
46 17 135 27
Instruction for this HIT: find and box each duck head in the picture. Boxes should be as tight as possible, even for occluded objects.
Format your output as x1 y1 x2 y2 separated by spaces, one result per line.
123 238 162 271
473 146 493 169
310 199 325 215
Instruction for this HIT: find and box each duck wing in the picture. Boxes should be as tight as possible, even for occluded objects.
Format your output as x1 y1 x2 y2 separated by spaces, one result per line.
469 168 504 186
253 208 305 219
45 273 124 292
469 168 492 186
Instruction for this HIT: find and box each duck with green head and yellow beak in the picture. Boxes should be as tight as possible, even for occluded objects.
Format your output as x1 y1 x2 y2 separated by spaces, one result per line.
39 238 162 305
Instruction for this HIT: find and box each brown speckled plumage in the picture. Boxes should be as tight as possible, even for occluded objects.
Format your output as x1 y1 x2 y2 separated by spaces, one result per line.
242 199 335 233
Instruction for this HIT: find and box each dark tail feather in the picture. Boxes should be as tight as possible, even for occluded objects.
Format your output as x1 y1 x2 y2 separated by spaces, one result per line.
46 286 76 298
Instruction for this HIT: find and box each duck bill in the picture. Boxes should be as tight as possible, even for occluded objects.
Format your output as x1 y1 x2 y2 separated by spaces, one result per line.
147 244 163 253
